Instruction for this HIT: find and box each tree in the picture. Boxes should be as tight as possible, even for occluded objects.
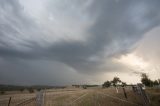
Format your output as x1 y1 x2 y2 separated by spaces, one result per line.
112 77 121 87
121 82 127 87
102 81 111 88
153 80 159 86
141 73 153 87
28 88 34 93
158 79 160 84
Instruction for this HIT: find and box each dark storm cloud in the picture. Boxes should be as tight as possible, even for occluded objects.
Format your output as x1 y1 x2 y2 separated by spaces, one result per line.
0 58 90 85
0 0 44 58
45 0 160 72
0 0 160 85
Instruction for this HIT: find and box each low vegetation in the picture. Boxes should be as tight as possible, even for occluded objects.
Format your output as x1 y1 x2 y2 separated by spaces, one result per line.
0 91 5 95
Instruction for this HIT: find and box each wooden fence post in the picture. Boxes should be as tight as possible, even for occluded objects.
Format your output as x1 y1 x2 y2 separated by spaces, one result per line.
36 90 45 106
116 87 119 93
122 88 127 99
140 87 149 106
8 97 11 106
43 89 46 106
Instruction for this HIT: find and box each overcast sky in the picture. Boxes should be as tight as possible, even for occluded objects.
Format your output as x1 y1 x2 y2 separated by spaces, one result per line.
0 0 160 85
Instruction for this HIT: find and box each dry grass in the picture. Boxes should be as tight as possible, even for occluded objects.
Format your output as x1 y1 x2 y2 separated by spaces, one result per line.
0 87 159 106
146 88 160 106
0 92 35 106
44 87 142 106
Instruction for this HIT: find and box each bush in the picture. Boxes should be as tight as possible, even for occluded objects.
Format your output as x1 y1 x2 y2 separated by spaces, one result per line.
37 88 41 92
20 88 25 92
102 81 111 88
82 85 87 89
28 88 34 93
0 91 5 95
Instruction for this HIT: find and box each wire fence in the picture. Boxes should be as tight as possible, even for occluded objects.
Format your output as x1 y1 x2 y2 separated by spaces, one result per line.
0 85 150 106
0 94 35 106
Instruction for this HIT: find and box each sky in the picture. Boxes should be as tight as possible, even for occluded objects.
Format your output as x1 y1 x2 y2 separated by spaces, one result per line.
0 0 160 85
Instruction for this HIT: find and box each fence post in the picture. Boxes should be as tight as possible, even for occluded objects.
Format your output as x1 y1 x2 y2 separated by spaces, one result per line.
116 87 119 93
137 84 150 106
8 97 11 106
43 89 46 106
36 90 46 106
36 90 44 106
122 87 127 99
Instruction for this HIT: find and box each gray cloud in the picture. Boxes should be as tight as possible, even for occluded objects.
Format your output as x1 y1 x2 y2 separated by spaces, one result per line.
43 0 160 72
0 58 97 85
0 0 160 85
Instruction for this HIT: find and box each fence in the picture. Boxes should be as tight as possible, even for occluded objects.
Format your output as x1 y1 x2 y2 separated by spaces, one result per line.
0 85 151 106
16 97 36 106
132 84 150 106
43 88 144 106
0 94 36 106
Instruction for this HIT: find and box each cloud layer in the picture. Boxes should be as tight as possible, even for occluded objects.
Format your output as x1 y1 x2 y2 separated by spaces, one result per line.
0 0 160 85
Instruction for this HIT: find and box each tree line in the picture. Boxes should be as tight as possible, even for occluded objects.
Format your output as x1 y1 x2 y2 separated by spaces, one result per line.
141 73 160 87
0 85 66 95
103 73 160 88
